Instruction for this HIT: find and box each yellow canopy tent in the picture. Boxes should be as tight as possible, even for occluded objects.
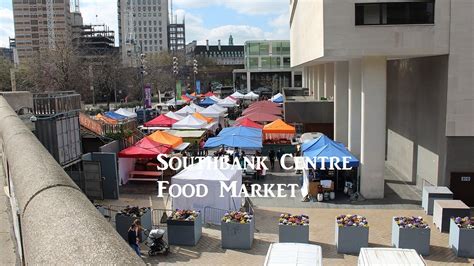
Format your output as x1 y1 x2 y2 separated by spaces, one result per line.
147 130 183 148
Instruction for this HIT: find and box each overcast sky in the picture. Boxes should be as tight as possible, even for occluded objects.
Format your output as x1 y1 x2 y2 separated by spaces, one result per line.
0 0 290 47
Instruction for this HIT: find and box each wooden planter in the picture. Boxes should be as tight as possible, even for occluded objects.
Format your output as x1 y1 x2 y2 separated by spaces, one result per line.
279 224 309 243
115 208 152 241
221 219 254 250
449 219 474 258
167 214 202 246
335 220 369 254
391 218 430 256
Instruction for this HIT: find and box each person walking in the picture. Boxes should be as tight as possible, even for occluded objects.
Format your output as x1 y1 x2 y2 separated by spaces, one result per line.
268 149 276 170
128 219 142 256
276 148 283 169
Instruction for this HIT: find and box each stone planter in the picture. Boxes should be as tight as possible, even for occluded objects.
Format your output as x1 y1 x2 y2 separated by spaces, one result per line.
391 218 430 256
335 220 369 254
115 207 152 241
167 214 202 246
279 224 309 243
449 219 474 258
221 219 254 250
422 186 453 215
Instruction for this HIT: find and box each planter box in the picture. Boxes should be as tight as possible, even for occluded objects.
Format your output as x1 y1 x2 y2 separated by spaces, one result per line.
167 214 202 246
115 208 152 241
335 220 369 254
221 219 254 250
279 224 309 243
391 218 430 256
422 186 453 215
433 200 470 232
449 219 474 258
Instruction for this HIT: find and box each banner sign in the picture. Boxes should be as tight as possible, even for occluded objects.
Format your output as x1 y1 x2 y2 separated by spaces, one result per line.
144 84 152 108
196 80 201 94
176 80 182 99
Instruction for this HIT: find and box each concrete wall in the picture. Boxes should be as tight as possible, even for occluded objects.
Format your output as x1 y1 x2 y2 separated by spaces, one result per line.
445 137 474 186
386 55 448 186
0 96 144 264
284 101 334 124
446 0 474 137
0 92 33 112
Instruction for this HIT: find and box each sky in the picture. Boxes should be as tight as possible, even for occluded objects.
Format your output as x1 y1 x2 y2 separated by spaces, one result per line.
0 0 290 47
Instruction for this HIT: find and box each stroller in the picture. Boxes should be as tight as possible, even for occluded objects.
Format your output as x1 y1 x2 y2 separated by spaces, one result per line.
145 228 170 256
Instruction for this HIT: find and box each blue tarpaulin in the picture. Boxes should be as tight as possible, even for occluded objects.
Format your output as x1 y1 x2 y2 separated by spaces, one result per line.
302 135 359 168
272 95 283 103
218 126 262 138
204 135 262 150
104 111 128 120
199 97 217 106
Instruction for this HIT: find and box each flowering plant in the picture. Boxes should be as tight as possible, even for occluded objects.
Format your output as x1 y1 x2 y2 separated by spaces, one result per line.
222 211 253 224
394 216 429 229
279 213 309 226
453 217 474 229
169 209 200 221
336 214 368 227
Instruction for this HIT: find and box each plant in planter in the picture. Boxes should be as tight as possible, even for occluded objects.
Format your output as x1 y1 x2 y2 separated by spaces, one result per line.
167 209 202 246
221 211 254 249
392 216 430 256
335 214 369 254
278 213 310 243
449 216 474 257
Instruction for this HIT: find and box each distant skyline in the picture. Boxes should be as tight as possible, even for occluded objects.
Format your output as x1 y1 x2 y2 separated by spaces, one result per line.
0 0 290 48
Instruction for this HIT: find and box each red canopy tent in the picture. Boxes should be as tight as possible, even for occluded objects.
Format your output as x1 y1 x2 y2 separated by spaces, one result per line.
118 138 172 158
181 95 192 102
236 113 281 123
144 114 178 127
249 101 279 108
242 106 282 116
233 117 263 129
204 91 215 97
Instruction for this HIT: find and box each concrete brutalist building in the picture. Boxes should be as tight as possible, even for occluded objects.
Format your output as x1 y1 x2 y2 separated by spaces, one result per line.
290 0 474 202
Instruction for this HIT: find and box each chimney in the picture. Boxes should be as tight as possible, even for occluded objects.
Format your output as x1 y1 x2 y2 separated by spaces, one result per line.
218 40 221 51
206 40 209 51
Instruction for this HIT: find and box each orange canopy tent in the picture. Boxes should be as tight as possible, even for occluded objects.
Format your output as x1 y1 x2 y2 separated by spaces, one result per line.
193 112 214 123
118 137 172 158
147 130 183 148
95 113 118 125
262 119 296 140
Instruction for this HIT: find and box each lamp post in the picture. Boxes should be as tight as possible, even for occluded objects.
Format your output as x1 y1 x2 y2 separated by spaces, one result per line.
193 59 198 92
173 56 179 105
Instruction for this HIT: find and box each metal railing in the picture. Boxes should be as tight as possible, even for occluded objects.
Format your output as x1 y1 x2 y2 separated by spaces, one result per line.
203 206 229 226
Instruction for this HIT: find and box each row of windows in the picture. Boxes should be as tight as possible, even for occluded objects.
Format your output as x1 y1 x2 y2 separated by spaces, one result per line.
247 56 291 69
136 38 163 45
134 12 160 18
245 41 291 56
128 0 162 5
134 27 162 33
134 20 162 26
355 1 435 25
137 6 161 12
199 51 244 57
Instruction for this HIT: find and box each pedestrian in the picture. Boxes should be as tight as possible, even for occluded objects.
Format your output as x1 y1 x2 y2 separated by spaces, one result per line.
215 124 223 136
268 149 276 169
128 219 142 256
276 148 283 168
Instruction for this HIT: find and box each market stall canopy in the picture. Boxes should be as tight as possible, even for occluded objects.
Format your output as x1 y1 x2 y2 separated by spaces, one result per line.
217 97 238 108
147 130 183 148
209 95 223 103
115 108 138 118
175 105 196 116
164 111 184 121
299 132 324 144
250 100 279 108
193 112 214 123
95 113 118 124
226 96 237 102
172 114 207 129
301 135 343 153
243 91 259 100
199 97 217 106
209 104 226 113
263 119 295 140
144 114 178 127
233 117 263 129
265 243 322 266
166 98 186 106
230 91 245 99
242 106 282 116
104 111 128 121
302 135 359 168
118 137 172 158
165 129 206 139
200 104 226 118
204 135 262 150
172 156 242 214
219 126 262 138
236 112 281 123
204 91 215 97
181 95 192 102
190 102 205 112
270 93 284 104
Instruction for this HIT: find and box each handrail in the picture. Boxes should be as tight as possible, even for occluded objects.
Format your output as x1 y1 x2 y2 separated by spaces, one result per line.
0 96 144 265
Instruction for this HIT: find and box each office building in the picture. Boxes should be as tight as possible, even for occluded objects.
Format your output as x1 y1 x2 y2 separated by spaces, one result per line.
168 19 185 52
118 0 169 66
233 40 302 93
12 0 72 63
290 0 474 202
186 37 244 66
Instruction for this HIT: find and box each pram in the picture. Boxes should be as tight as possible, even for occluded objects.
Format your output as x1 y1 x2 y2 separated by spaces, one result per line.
145 228 170 256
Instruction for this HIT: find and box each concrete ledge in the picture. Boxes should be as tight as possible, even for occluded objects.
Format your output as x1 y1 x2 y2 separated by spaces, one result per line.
0 96 144 265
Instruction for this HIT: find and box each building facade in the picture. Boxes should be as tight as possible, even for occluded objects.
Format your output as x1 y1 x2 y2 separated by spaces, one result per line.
290 0 474 201
233 40 302 93
186 37 244 66
12 0 72 63
118 0 169 66
168 20 185 52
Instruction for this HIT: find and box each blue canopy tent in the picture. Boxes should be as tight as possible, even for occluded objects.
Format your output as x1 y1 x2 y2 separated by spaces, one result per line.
272 95 283 103
218 126 262 138
199 97 217 106
204 135 262 150
104 111 128 121
303 142 359 169
301 135 345 153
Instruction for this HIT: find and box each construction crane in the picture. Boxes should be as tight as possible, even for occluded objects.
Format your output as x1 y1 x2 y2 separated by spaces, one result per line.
46 0 56 48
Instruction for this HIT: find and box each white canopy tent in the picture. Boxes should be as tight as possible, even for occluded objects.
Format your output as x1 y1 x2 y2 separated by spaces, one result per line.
200 105 226 118
166 98 186 106
190 102 205 112
231 91 245 99
225 96 238 103
217 97 238 108
209 95 223 103
164 111 184 121
244 91 259 100
175 105 196 116
209 104 226 113
172 114 207 129
115 108 137 118
171 157 242 222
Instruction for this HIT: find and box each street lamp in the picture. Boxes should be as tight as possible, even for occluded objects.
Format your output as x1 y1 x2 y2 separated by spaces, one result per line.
193 59 199 92
173 56 179 104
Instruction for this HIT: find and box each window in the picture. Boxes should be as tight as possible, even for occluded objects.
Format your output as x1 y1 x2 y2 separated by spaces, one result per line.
248 57 258 69
261 57 271 68
271 57 281 68
259 43 270 55
355 1 435 25
283 57 291 68
272 42 282 55
248 43 259 56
